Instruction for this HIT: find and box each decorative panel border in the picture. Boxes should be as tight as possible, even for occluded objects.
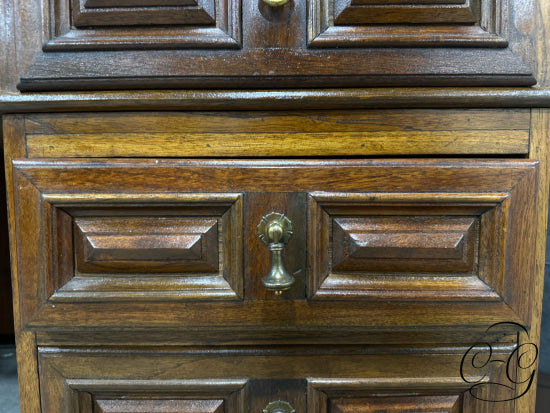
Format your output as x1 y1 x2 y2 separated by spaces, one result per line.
12 165 245 324
10 158 537 334
307 378 466 412
43 194 244 302
44 0 241 51
309 0 508 47
39 349 248 412
305 160 538 329
307 192 509 302
71 0 216 27
14 0 537 89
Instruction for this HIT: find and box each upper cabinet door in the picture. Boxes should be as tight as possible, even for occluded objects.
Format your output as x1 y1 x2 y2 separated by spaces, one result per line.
15 0 538 90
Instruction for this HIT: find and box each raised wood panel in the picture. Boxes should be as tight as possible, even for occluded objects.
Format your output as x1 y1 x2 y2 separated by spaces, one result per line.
94 399 225 413
38 351 248 413
85 0 198 6
74 217 219 274
332 216 477 272
327 395 461 412
71 0 216 27
307 379 466 413
306 182 534 314
13 186 244 311
309 0 506 47
22 110 531 157
333 0 480 24
44 0 240 51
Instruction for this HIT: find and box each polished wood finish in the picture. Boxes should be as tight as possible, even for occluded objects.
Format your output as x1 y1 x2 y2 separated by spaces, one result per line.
5 0 539 90
327 395 461 413
71 0 217 27
22 110 531 157
5 148 538 332
74 217 220 273
37 345 517 412
306 184 536 309
2 89 550 113
95 399 225 413
310 0 505 48
3 107 548 411
2 115 41 412
518 108 550 412
43 194 244 302
48 0 240 51
1 0 550 411
331 216 478 271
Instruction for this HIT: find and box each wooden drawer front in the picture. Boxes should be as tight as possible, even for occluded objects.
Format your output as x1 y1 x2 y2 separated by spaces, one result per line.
12 159 537 336
37 346 526 412
15 1 536 90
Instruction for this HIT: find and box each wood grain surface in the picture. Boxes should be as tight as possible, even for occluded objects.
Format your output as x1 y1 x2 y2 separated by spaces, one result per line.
22 110 531 157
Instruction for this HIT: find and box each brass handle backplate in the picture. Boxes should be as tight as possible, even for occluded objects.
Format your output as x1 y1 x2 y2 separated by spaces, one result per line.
263 400 295 413
257 212 294 295
261 0 289 7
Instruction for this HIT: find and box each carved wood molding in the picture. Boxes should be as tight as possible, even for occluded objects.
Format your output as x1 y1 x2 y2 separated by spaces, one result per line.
309 0 508 47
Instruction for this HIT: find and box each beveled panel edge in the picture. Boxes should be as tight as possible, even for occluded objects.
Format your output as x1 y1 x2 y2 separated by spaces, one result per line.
308 25 508 48
66 378 249 396
307 376 475 393
44 28 242 51
47 0 241 51
11 181 245 327
38 350 249 413
73 216 219 274
309 0 506 47
307 191 508 302
71 0 216 27
45 195 244 302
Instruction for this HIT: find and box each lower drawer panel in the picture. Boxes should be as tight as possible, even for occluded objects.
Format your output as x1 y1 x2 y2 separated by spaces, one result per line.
38 346 530 412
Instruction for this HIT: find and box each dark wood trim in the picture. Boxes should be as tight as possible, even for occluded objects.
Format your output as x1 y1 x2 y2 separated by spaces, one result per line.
1 88 550 114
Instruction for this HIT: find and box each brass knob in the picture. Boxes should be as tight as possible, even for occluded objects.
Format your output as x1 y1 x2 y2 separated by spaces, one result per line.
261 0 289 6
263 400 295 413
257 212 294 294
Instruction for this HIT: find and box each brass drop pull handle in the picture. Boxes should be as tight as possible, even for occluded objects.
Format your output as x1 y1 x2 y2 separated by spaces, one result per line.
263 400 295 413
257 212 294 294
261 0 289 7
